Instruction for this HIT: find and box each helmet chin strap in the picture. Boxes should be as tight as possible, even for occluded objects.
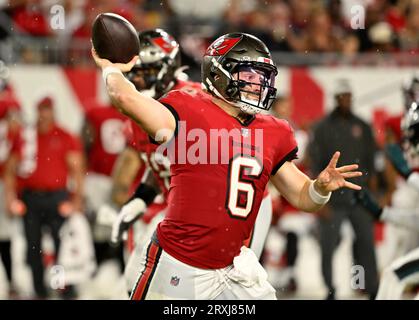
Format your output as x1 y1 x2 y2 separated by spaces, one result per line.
235 101 261 115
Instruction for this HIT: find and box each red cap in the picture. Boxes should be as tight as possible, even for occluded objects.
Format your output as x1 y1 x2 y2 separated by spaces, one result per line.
37 96 53 109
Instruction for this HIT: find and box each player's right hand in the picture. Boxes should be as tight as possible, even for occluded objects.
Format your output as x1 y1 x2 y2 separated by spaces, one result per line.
384 143 412 179
91 46 138 72
111 198 147 245
353 189 383 220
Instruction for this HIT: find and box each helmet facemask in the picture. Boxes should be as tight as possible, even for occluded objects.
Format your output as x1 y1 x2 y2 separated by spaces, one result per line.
127 60 173 99
228 62 277 114
207 59 278 115
125 29 181 99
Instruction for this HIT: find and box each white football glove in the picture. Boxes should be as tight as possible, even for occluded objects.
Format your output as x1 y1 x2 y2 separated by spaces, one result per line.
96 204 119 227
110 198 147 245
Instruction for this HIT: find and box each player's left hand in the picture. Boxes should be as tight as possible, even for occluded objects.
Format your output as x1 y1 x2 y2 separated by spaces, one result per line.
91 46 138 72
314 151 362 194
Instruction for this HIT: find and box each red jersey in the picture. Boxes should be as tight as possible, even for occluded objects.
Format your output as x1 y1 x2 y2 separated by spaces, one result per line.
85 106 127 176
14 125 82 190
126 80 202 199
156 89 298 269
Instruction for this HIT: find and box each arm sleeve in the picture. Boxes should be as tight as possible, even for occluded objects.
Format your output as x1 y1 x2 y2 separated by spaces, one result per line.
381 206 419 232
155 90 190 143
148 102 180 145
271 119 298 175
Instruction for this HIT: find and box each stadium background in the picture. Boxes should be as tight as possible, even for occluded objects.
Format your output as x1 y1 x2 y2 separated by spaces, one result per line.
0 0 418 299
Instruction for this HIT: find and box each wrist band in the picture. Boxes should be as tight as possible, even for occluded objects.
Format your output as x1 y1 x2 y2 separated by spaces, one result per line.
407 172 419 192
102 66 123 83
309 180 331 205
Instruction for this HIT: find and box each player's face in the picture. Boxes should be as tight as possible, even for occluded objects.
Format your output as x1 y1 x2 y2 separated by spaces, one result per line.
232 66 273 104
37 106 54 127
129 66 160 91
336 92 352 112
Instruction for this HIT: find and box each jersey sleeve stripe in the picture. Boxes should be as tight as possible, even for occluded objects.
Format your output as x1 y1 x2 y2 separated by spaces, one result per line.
271 146 299 176
149 103 180 145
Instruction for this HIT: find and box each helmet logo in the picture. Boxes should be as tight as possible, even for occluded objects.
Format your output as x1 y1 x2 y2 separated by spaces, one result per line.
206 37 241 56
257 57 273 65
151 36 178 54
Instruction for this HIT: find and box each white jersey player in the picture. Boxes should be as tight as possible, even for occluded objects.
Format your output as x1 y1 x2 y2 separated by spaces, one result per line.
355 102 419 299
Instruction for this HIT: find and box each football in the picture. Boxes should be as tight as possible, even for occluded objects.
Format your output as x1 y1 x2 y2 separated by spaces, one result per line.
91 13 140 64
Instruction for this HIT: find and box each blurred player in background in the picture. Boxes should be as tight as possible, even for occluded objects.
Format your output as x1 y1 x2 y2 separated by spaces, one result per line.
380 74 419 267
308 79 379 299
110 29 202 295
82 102 127 274
110 28 189 211
4 96 85 299
269 95 315 294
355 101 419 299
0 66 21 298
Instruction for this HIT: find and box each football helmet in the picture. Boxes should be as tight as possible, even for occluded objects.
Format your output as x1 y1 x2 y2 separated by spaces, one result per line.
126 29 181 99
402 73 419 110
401 102 419 155
202 33 278 115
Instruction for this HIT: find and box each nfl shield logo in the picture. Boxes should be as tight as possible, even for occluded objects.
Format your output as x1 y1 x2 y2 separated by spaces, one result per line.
170 276 180 286
241 128 249 137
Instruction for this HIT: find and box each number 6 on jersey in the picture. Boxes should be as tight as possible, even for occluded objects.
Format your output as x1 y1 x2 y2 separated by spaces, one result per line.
226 155 263 219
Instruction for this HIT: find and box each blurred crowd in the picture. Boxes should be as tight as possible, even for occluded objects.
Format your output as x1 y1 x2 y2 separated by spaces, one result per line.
0 0 418 65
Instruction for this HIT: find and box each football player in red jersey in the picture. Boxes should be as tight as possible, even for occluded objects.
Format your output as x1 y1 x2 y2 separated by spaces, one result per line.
111 30 275 297
109 28 198 211
92 32 362 300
